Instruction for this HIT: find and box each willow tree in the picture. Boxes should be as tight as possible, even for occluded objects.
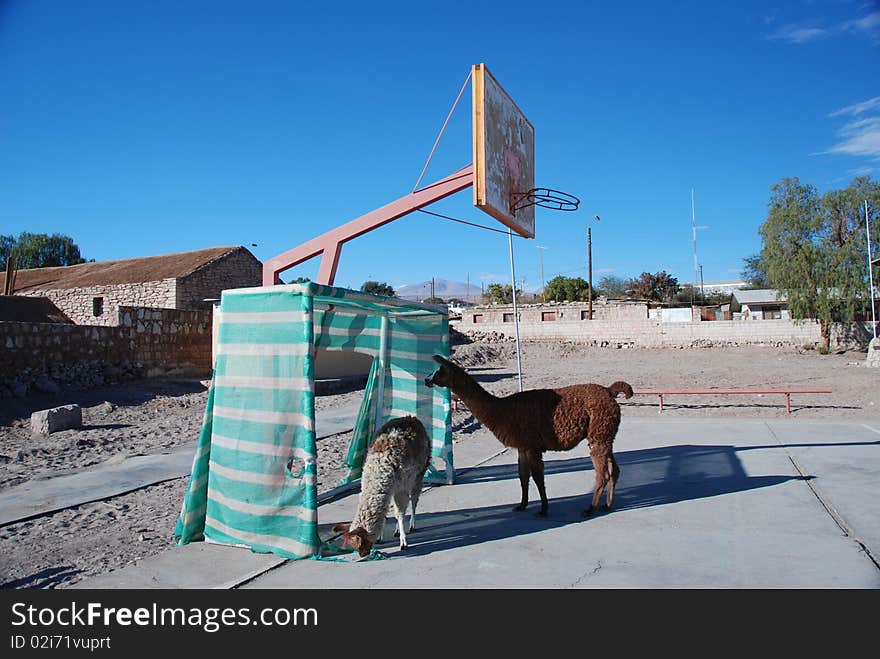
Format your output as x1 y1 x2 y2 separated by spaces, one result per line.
759 176 880 349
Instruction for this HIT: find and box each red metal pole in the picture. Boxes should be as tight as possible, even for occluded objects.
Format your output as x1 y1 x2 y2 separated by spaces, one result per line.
262 165 474 286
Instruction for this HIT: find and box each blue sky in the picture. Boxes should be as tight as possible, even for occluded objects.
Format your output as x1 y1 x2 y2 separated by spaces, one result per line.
1 0 879 294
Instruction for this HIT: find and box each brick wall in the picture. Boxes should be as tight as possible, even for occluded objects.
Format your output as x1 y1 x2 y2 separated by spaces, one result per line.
176 248 262 310
0 306 212 396
17 280 177 326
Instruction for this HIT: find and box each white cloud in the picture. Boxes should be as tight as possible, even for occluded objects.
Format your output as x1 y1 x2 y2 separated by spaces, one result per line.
768 24 828 43
829 116 880 158
842 10 880 37
830 96 880 118
848 165 878 177
768 9 880 45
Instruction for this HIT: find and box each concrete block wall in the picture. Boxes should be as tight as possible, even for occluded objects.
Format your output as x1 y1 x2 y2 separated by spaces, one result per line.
17 280 177 326
456 317 825 347
176 248 263 311
0 306 212 397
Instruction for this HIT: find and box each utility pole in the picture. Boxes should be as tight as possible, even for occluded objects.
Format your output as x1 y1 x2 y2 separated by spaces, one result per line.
537 246 547 302
587 226 593 320
699 264 705 303
430 277 435 300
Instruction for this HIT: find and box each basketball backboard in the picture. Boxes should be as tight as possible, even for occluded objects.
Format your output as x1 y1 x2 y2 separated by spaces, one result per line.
472 63 535 239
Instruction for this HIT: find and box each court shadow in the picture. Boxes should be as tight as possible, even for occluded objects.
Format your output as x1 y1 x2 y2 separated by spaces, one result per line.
379 442 811 557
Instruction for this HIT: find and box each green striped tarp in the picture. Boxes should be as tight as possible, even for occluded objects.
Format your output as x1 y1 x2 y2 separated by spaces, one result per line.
174 282 451 560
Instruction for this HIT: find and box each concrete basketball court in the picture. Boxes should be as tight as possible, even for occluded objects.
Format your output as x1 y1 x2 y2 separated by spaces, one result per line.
72 415 880 589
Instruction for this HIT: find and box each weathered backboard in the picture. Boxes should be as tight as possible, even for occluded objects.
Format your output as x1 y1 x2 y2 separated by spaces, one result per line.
472 63 535 239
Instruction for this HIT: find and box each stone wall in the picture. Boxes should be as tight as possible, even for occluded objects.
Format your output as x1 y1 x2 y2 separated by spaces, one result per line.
0 306 212 398
176 248 263 310
17 280 177 326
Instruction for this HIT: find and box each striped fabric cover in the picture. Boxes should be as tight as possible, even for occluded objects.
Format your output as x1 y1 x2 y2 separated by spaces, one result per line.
174 283 451 560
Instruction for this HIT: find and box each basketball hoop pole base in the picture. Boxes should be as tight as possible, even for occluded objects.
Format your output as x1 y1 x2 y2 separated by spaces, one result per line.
263 165 474 286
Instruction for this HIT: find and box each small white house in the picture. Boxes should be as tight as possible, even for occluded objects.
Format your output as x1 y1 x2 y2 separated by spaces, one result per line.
732 289 788 320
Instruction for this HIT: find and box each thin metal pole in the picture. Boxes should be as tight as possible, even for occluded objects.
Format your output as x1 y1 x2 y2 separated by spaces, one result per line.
691 188 698 309
508 228 524 392
374 314 389 432
867 199 877 340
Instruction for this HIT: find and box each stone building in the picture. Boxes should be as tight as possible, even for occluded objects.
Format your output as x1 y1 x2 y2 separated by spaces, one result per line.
0 245 261 326
460 298 650 326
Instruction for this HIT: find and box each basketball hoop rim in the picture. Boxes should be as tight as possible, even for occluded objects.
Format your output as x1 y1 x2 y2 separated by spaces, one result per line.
510 188 580 213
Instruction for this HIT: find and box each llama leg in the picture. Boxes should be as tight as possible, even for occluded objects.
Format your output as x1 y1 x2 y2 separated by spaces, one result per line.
391 492 409 550
584 447 609 516
513 449 530 512
604 454 621 510
409 485 422 532
528 450 549 517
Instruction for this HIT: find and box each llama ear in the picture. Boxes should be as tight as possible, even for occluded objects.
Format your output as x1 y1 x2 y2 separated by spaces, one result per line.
332 522 350 534
433 354 449 365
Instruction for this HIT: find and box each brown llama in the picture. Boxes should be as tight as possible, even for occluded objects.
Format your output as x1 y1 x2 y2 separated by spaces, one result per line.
425 354 633 517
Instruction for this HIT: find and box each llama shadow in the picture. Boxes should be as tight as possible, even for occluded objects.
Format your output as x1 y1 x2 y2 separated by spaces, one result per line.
0 565 83 589
380 441 838 557
451 413 483 435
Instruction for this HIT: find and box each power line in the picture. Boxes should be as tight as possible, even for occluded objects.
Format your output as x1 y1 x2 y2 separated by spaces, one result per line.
417 208 527 237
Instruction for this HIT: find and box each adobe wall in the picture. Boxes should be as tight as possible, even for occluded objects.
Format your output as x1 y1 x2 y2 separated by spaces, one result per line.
176 248 263 311
16 280 177 326
0 306 212 397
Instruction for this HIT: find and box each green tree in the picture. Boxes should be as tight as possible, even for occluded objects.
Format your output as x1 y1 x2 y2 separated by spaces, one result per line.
360 281 396 297
423 296 445 304
741 254 768 289
594 274 630 298
483 282 521 304
543 275 590 302
628 271 679 303
758 176 880 349
0 232 88 270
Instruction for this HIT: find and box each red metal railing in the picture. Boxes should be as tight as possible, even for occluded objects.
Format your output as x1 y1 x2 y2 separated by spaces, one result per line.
632 389 833 414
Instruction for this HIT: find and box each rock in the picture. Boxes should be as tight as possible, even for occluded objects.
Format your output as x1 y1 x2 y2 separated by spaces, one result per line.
94 401 116 415
866 337 880 368
31 404 83 436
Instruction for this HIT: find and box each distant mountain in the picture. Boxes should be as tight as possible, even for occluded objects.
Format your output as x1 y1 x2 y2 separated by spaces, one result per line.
396 278 483 302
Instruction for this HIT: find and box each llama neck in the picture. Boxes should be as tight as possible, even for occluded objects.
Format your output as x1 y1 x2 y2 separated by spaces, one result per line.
352 473 393 538
449 369 501 428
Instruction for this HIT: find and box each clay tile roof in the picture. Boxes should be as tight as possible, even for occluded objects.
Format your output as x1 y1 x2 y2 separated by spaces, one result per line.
1 246 248 293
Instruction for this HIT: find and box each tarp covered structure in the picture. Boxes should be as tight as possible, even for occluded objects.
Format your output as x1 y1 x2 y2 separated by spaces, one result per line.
174 282 452 559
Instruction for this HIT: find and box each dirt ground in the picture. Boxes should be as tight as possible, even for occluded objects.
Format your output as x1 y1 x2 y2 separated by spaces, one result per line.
1 339 876 588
